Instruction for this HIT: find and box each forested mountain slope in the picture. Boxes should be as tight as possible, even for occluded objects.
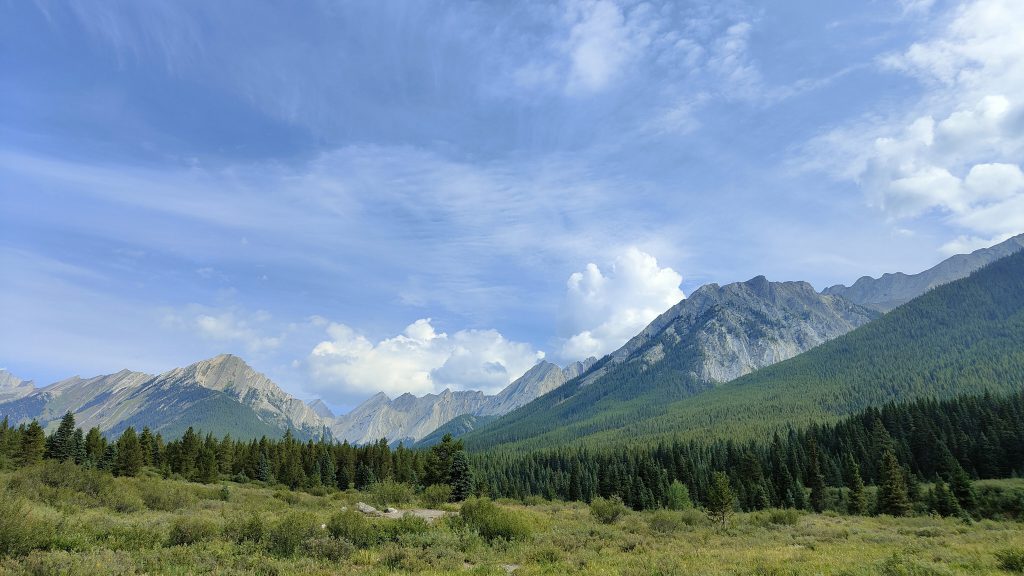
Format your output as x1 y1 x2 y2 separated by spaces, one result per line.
463 277 877 451
575 248 1024 447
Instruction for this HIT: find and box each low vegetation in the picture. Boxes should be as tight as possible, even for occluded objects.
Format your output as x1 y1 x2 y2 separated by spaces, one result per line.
0 462 1022 575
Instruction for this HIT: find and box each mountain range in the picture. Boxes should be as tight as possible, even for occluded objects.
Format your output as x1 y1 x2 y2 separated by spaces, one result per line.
2 233 1022 445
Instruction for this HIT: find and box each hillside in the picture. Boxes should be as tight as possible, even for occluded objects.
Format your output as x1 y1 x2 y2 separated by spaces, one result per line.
553 248 1024 448
462 277 877 451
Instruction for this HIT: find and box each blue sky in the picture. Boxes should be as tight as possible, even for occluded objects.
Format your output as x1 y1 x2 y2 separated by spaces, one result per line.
3 0 1022 410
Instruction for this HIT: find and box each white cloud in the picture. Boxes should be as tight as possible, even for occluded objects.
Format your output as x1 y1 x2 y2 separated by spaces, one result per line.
564 0 643 93
806 0 1024 245
162 306 283 354
307 319 543 401
560 248 684 360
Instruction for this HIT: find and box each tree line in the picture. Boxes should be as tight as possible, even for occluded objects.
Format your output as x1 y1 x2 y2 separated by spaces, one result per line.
1 390 1021 517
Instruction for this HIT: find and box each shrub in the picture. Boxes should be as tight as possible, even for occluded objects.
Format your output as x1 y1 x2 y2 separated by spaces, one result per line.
327 508 379 548
139 482 195 511
458 497 531 542
268 512 319 557
224 512 266 544
996 548 1024 573
751 508 801 527
667 480 693 510
0 493 49 557
590 496 628 525
647 510 685 534
677 508 707 527
168 516 220 546
368 480 415 509
301 536 355 561
274 490 302 505
420 484 453 509
377 515 431 542
219 484 231 501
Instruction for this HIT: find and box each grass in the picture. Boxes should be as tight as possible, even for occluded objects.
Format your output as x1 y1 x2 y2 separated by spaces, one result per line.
1 464 1023 575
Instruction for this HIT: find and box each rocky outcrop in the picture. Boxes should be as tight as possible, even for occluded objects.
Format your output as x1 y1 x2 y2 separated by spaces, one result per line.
823 233 1024 312
306 399 335 420
579 276 878 388
0 370 35 403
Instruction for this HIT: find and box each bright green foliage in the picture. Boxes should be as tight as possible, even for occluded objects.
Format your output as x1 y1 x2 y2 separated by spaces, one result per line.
458 497 531 542
590 495 628 524
267 511 318 556
667 480 693 510
706 471 736 526
420 484 452 508
168 516 220 546
876 450 911 516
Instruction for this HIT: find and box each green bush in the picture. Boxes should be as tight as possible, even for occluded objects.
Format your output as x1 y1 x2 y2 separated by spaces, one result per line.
0 493 49 557
368 480 415 508
100 487 145 513
327 508 379 548
458 497 531 542
224 512 266 544
647 510 685 534
377 515 431 542
996 548 1024 573
751 508 801 527
138 482 196 512
300 536 355 561
274 490 302 505
268 512 319 556
420 484 453 508
590 496 628 525
168 516 220 546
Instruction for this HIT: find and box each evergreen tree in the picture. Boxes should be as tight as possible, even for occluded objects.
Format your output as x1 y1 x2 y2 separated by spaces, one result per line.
706 471 735 526
49 412 78 461
844 453 867 515
196 446 219 483
876 449 911 516
114 427 143 477
949 465 976 513
84 427 105 467
354 462 375 490
807 439 827 513
424 433 461 486
450 450 473 502
928 478 960 517
18 421 46 467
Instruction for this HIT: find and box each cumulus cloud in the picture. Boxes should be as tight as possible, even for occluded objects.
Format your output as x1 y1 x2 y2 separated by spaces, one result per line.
807 0 1024 247
307 319 544 401
559 248 685 360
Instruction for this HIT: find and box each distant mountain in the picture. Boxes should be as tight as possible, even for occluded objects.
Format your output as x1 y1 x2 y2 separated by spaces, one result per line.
330 358 596 445
413 413 497 448
823 233 1024 312
572 246 1024 447
0 370 35 403
463 276 878 451
306 399 335 420
0 355 330 439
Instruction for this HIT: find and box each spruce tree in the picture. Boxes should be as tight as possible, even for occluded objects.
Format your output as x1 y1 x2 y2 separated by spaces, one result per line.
84 427 105 467
807 440 827 513
450 450 473 502
876 449 911 516
844 453 868 515
706 471 735 526
196 446 219 483
948 464 976 513
18 421 46 467
114 427 143 477
929 478 960 517
49 412 78 461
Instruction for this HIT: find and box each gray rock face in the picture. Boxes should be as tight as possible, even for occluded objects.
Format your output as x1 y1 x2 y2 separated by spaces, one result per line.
330 358 596 445
0 370 35 403
579 276 879 388
306 399 335 420
823 233 1024 312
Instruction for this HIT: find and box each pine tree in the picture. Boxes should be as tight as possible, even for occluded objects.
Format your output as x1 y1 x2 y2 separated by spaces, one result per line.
355 462 375 490
18 421 46 467
876 449 911 516
844 453 867 515
706 471 735 526
84 427 105 467
196 446 219 484
450 450 473 502
807 439 827 513
949 465 976 513
49 412 78 461
929 478 960 517
114 427 143 477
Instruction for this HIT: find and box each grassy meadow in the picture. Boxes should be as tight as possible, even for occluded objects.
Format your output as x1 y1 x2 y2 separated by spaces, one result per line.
2 462 1023 575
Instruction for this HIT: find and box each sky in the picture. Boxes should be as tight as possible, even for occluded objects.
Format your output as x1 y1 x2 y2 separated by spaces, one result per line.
2 0 1022 411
